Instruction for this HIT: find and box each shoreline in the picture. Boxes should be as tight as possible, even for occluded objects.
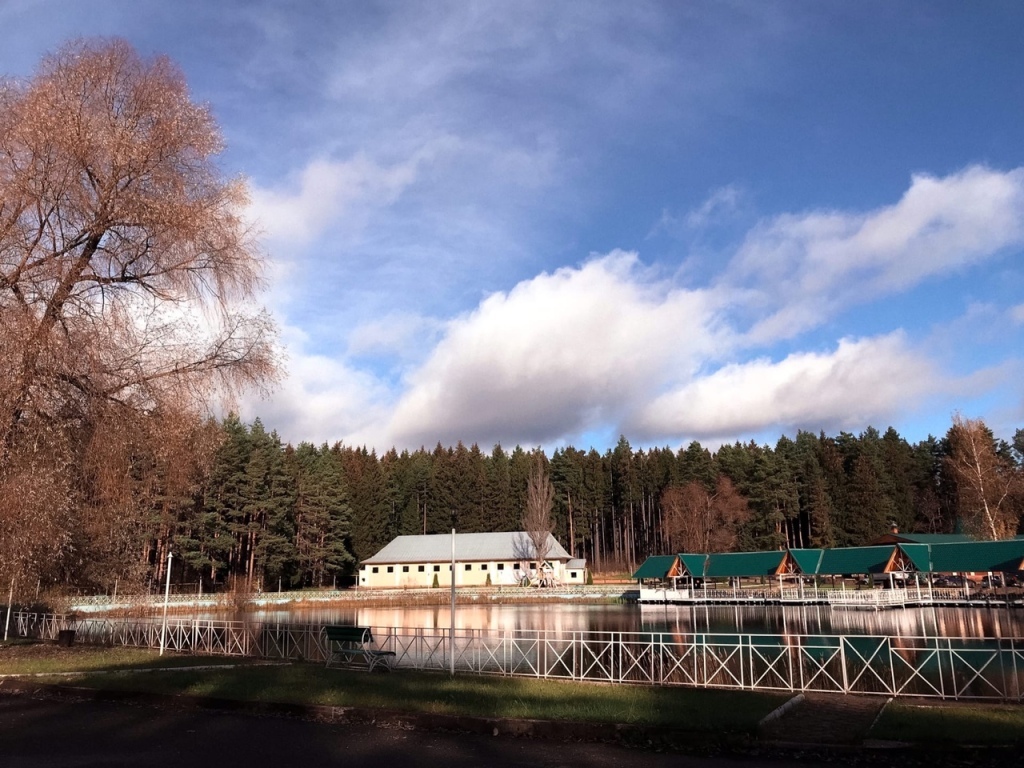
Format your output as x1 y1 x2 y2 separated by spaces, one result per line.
62 584 637 617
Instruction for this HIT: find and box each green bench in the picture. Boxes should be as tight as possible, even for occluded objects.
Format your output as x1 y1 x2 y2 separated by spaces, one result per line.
323 625 395 672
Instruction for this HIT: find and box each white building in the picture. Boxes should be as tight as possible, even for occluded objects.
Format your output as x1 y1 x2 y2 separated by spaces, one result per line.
359 531 587 588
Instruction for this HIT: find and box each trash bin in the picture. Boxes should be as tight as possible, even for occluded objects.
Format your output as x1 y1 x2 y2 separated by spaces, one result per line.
56 629 76 647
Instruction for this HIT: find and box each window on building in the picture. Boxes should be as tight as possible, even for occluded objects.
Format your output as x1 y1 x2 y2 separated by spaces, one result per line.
434 565 440 572
372 567 378 574
570 572 577 579
418 565 425 572
402 565 409 573
496 563 504 571
465 563 472 571
387 566 394 573
480 564 488 570
530 562 536 569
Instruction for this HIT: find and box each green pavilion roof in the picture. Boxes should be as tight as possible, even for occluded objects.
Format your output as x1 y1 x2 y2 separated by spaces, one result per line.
915 540 1024 573
870 532 976 547
632 555 679 580
898 543 932 572
678 553 709 578
788 548 824 574
816 546 893 576
705 551 786 578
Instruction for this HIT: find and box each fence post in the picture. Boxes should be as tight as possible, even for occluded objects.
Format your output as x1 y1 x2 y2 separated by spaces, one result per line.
840 637 849 693
889 637 898 696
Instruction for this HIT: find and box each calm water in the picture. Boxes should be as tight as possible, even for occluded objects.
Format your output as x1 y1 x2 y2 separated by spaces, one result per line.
236 602 1024 639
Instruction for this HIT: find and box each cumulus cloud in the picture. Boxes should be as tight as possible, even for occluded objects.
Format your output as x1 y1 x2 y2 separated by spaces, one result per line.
385 251 731 448
238 325 393 447
253 165 1021 451
628 333 946 441
730 165 1024 342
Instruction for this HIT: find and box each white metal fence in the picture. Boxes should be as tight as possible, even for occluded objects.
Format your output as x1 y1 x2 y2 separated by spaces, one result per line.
11 612 1023 701
65 585 630 613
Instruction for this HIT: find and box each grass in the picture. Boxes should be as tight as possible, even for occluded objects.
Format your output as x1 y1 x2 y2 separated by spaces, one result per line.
0 640 782 733
0 642 259 676
10 640 1024 748
872 701 1024 746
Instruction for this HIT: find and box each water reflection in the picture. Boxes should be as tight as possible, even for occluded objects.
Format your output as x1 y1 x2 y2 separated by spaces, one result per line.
233 603 1024 639
639 604 1024 638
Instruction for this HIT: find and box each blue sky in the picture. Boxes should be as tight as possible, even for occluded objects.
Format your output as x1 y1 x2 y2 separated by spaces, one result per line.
4 1 1024 451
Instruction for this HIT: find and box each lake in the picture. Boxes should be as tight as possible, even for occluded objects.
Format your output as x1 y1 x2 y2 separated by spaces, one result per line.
238 602 1024 639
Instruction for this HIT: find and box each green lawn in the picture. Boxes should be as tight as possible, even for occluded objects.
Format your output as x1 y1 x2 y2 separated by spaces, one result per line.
1 640 782 733
872 701 1024 746
0 643 260 676
60 664 783 730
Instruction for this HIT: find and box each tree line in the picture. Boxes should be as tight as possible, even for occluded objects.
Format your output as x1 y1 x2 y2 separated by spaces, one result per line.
115 413 1023 594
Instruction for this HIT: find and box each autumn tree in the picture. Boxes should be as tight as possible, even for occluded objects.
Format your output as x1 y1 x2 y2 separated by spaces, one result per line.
521 459 555 583
662 476 750 553
0 39 278 596
944 414 1022 540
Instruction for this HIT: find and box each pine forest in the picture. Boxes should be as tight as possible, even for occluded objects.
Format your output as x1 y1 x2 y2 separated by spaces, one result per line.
83 414 1024 595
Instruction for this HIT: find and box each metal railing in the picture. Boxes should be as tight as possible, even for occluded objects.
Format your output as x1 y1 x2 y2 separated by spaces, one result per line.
11 612 1023 701
637 585 1007 608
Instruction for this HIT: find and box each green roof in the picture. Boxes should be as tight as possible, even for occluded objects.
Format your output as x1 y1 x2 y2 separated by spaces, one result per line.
632 555 678 580
678 553 709 578
925 540 1024 573
895 533 975 544
817 546 893 576
705 551 786 578
898 543 932 572
788 548 824 574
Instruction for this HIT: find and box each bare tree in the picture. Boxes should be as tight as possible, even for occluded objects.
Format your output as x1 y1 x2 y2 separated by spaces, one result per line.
944 413 1022 541
0 39 279 595
521 460 554 585
662 476 750 553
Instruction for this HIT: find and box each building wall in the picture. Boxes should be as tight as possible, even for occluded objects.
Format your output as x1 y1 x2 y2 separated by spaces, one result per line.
359 559 586 588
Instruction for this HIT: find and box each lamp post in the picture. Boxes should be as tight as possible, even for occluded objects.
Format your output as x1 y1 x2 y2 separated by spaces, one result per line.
3 577 13 642
454 528 458 675
159 551 173 656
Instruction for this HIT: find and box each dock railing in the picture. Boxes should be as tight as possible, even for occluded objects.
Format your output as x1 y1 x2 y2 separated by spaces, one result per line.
11 611 1023 702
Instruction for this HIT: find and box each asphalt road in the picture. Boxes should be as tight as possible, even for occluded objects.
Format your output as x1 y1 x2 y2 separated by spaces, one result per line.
0 689 831 768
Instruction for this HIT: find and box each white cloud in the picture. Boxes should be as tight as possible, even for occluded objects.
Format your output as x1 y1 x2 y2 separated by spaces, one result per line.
730 166 1024 342
1011 304 1024 325
629 333 946 441
251 165 1021 451
247 152 423 245
238 324 393 447
385 251 730 448
686 185 742 229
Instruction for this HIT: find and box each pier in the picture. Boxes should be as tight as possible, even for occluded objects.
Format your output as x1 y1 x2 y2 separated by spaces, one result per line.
637 584 1024 610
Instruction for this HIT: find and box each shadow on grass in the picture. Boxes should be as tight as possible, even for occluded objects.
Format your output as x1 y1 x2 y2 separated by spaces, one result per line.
0 640 260 676
872 701 1024 746
2 640 783 734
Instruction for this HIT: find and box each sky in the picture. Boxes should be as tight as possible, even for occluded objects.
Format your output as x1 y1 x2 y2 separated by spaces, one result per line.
3 1 1024 453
